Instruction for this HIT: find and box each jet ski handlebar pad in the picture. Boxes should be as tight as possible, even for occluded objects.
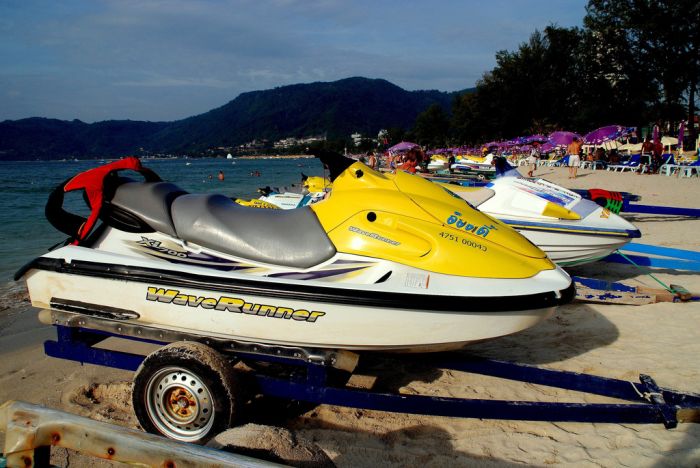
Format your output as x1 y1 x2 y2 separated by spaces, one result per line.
171 193 337 269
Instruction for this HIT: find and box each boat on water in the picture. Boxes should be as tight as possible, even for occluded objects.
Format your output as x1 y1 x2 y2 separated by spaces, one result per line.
16 153 573 353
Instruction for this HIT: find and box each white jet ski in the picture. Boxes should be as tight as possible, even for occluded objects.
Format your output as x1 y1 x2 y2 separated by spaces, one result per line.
450 154 497 177
444 159 641 266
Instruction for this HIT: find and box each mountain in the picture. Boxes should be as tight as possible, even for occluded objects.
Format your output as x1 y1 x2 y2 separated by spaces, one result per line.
0 77 464 160
0 118 168 160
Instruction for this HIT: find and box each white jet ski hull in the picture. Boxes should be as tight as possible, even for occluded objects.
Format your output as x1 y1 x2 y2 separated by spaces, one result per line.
22 235 571 353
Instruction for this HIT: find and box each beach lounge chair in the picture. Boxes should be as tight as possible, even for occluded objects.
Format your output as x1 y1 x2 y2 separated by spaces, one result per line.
580 159 593 170
580 159 606 170
608 154 640 172
553 155 570 167
659 154 678 176
537 154 558 167
621 154 644 172
679 159 700 178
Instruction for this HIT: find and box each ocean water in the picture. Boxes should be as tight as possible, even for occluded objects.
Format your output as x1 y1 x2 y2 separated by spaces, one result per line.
0 157 325 283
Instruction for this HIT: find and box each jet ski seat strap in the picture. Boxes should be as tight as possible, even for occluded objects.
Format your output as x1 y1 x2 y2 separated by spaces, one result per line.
171 194 337 269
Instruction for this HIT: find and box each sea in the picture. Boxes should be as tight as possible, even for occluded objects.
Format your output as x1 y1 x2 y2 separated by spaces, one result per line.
0 157 325 288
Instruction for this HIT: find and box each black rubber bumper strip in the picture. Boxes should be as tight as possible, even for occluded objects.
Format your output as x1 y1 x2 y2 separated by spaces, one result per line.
19 257 576 313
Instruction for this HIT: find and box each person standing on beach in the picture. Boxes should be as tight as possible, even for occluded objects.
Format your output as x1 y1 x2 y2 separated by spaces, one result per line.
527 143 539 177
367 151 378 170
566 137 582 179
652 139 663 173
399 148 424 173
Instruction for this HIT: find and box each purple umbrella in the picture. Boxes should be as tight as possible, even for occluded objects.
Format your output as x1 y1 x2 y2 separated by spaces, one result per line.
539 142 555 153
388 141 419 153
523 134 548 144
583 125 630 145
652 125 660 146
548 131 581 147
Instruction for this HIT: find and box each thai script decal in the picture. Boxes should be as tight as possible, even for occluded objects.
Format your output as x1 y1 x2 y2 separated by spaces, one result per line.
349 226 400 245
146 287 325 323
446 212 496 238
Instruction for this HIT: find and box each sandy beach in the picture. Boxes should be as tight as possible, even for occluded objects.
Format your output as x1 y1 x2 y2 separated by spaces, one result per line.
1 165 699 466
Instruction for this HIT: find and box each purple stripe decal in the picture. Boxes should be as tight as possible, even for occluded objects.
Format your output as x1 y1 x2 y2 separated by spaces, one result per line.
268 266 368 280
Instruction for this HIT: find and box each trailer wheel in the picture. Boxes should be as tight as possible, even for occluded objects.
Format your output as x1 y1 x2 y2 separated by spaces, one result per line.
132 342 238 444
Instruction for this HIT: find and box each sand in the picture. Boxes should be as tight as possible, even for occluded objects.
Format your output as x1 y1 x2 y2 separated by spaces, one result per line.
1 165 699 466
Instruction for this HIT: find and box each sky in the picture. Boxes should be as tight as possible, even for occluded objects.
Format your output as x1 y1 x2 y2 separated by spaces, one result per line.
0 0 588 123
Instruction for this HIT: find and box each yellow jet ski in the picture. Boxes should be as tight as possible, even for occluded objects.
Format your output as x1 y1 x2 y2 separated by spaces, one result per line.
16 153 573 355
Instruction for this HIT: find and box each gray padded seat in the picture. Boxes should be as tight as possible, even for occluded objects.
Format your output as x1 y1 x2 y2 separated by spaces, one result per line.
171 194 336 269
110 182 186 236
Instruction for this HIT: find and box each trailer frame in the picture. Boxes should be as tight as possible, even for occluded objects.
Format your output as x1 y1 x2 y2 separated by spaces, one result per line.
39 309 700 432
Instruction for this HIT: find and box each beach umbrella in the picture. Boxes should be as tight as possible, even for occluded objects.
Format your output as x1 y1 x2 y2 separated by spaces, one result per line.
583 125 629 145
538 142 555 153
660 136 678 151
618 142 643 154
652 125 660 146
523 134 548 144
661 136 678 145
548 131 581 147
678 121 686 151
388 141 419 153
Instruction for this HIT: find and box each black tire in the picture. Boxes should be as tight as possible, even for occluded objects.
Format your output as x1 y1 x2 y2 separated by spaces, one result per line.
132 341 238 444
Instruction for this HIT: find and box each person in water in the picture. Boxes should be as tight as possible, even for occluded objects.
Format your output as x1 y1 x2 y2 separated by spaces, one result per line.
218 171 225 181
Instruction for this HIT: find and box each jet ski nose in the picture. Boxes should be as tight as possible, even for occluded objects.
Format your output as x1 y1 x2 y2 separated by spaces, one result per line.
611 212 641 238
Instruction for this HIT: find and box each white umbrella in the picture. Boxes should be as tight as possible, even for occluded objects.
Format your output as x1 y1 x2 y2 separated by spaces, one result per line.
618 142 643 153
661 136 678 147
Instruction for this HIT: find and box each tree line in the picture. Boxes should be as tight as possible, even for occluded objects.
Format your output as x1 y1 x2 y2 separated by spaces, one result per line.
405 0 699 149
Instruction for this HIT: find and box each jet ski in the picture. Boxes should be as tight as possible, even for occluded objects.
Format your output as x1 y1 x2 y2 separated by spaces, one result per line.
427 154 450 172
16 154 573 353
450 153 497 177
257 158 641 266
443 159 641 266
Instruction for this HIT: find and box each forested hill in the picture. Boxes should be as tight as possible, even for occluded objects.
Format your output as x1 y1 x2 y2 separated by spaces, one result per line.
0 77 459 160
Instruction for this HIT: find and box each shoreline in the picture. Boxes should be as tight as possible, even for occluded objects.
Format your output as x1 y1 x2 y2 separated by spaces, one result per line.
1 165 699 466
0 154 317 163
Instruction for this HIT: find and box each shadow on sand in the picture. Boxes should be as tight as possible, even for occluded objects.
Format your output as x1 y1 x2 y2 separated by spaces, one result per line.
568 259 700 282
289 420 528 467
